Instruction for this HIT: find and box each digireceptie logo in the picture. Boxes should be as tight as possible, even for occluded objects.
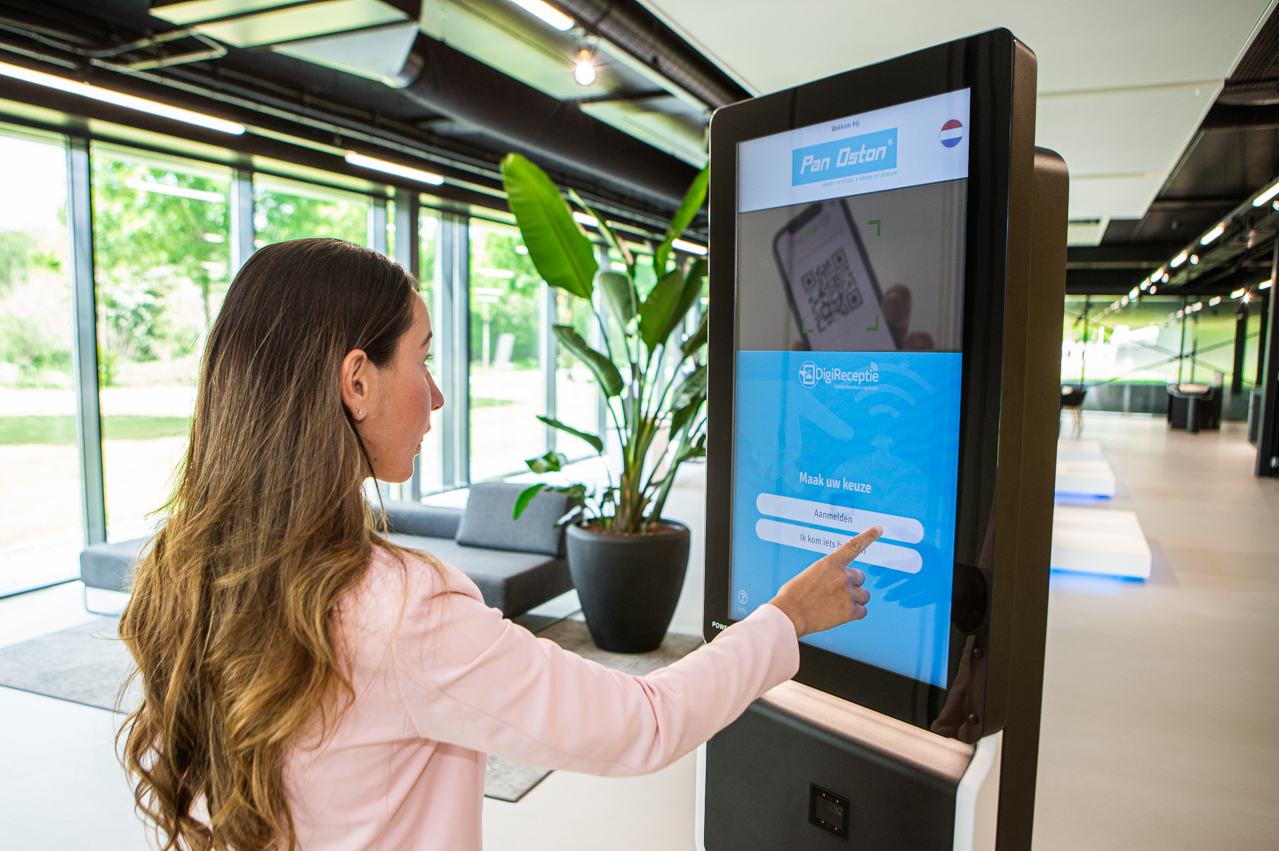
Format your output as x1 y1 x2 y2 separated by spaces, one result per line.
799 360 879 387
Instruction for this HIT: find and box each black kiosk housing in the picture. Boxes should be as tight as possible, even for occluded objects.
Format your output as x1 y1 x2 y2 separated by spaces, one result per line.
700 29 1067 851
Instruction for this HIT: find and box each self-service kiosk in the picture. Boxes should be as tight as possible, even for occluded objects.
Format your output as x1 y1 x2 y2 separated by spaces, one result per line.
699 29 1068 851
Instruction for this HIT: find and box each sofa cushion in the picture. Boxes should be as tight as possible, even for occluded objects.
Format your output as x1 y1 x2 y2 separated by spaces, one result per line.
454 482 570 556
80 537 151 593
383 502 462 539
386 533 572 618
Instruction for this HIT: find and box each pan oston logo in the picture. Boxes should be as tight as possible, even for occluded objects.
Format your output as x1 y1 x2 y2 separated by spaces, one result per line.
939 119 964 148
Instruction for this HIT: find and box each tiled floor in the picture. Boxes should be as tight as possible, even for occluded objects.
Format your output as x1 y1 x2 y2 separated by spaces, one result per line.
1033 417 1279 850
0 417 1276 850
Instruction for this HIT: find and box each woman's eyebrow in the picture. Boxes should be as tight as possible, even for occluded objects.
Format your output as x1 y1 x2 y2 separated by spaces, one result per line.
423 331 433 348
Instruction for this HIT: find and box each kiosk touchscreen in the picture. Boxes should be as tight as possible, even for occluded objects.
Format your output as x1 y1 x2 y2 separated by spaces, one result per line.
701 29 1066 851
731 87 969 691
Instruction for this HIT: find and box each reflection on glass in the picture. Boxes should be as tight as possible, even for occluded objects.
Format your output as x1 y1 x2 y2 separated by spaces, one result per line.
92 146 232 542
0 128 81 593
468 220 545 482
253 175 369 248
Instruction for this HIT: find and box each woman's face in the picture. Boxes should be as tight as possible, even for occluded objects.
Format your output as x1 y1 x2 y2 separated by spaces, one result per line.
343 295 445 483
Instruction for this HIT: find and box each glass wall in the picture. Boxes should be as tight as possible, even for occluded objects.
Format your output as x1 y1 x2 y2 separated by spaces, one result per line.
554 288 600 457
0 125 665 595
1062 293 1264 417
0 127 80 594
253 175 369 247
92 146 232 542
416 209 444 494
468 219 546 481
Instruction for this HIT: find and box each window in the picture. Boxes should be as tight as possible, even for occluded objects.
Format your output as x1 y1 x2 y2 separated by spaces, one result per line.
417 209 444 495
0 127 79 594
554 288 601 457
91 146 232 542
468 219 546 482
1061 294 1259 388
253 175 369 247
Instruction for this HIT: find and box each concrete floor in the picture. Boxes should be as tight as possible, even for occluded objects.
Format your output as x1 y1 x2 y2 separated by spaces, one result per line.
0 416 1276 849
1033 417 1279 851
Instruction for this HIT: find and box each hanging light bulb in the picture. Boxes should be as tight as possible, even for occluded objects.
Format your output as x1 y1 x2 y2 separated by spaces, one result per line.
574 48 596 86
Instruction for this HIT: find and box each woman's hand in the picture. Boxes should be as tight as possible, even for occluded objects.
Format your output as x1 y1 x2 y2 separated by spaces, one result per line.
769 527 881 638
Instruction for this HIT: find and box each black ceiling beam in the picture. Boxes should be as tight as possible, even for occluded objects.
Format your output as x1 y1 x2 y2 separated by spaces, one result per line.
0 1 701 223
399 34 698 208
0 71 514 209
1066 269 1155 294
1067 243 1184 267
1067 267 1269 296
0 55 684 244
1201 102 1279 131
1146 196 1242 211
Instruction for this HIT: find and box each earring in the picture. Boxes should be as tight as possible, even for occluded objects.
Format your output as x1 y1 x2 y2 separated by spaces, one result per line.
357 410 364 417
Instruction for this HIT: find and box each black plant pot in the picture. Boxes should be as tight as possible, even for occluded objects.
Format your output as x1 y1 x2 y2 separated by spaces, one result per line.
566 521 691 653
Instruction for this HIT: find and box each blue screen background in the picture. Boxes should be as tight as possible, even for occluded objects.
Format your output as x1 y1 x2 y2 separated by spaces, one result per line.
730 350 962 686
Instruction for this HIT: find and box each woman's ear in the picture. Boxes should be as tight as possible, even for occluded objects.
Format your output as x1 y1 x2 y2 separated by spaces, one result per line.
340 349 371 421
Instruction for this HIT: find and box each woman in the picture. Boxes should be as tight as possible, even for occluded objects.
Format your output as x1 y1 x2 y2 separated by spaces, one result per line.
119 238 878 851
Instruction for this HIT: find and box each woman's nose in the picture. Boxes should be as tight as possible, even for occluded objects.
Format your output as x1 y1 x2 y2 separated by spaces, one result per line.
428 370 445 411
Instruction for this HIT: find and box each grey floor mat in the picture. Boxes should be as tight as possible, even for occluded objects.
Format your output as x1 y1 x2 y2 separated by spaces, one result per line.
0 614 702 803
0 617 138 712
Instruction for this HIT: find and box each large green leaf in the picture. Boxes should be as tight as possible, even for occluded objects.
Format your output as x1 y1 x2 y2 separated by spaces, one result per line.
548 483 588 500
538 415 603 453
681 312 708 359
526 450 568 474
672 365 707 410
638 269 686 352
568 188 633 270
654 166 708 277
663 259 706 347
500 154 597 299
599 271 638 329
639 260 705 353
668 394 703 436
513 484 546 519
553 324 624 397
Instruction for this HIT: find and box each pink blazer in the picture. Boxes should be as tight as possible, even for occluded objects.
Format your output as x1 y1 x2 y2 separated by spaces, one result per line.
285 545 800 850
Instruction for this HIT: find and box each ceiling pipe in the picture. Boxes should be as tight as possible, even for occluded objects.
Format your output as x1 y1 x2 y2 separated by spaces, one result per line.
399 33 697 207
554 0 749 108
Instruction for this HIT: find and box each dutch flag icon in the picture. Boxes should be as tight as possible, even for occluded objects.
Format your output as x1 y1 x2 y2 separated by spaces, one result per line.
939 119 964 148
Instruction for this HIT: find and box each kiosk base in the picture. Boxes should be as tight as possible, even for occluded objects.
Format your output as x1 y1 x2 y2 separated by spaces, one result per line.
696 681 1001 851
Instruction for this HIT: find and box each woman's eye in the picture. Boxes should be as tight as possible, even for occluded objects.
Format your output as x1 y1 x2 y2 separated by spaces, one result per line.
425 352 435 364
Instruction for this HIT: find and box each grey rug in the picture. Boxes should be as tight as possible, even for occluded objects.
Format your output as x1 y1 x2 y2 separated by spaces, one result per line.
0 615 702 803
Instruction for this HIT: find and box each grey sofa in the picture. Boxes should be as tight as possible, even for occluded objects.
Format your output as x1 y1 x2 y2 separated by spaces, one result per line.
80 482 575 618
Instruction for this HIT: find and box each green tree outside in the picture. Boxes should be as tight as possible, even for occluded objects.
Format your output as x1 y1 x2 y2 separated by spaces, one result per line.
470 225 542 370
91 157 231 376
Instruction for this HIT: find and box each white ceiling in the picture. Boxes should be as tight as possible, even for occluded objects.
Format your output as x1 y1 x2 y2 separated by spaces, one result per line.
642 0 1275 227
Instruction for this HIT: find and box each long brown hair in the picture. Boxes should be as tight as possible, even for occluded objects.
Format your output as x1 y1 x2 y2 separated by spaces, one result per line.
118 238 419 851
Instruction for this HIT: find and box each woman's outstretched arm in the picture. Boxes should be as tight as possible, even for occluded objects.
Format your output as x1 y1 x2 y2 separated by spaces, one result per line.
389 529 877 776
392 565 797 776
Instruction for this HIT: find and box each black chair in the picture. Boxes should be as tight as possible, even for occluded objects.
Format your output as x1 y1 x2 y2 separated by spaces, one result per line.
1060 385 1086 435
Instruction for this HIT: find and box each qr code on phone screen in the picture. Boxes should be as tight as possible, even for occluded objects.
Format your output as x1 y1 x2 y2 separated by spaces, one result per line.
800 247 864 332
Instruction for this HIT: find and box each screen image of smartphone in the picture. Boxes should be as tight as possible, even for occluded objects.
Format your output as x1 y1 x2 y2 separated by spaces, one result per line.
772 199 900 352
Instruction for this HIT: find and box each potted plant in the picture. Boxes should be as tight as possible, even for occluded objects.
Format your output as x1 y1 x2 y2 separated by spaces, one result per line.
500 153 709 652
